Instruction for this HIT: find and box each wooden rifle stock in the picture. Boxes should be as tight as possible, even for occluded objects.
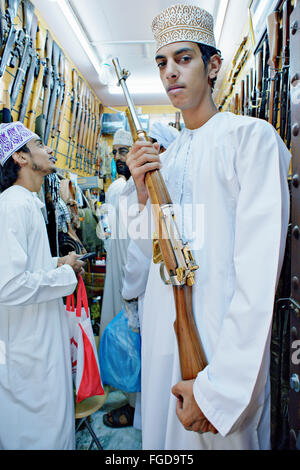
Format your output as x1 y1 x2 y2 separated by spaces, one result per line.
240 80 245 115
267 11 280 126
113 57 207 380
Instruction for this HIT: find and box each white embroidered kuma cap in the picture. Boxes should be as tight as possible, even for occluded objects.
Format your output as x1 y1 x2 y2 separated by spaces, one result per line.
113 129 133 147
0 122 36 166
152 4 216 53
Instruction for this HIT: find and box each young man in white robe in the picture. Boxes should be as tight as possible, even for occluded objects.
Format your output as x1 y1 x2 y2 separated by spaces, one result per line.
0 122 85 450
121 4 291 450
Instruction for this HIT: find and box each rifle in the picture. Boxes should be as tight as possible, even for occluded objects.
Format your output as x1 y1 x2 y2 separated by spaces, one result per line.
0 0 5 50
254 46 263 118
240 79 245 115
44 41 60 145
234 93 239 115
66 68 78 166
54 56 70 159
280 0 291 142
267 11 280 128
245 74 250 116
113 57 206 381
0 0 21 78
35 30 53 139
18 13 38 122
27 24 46 130
259 36 270 120
10 0 35 109
70 76 83 168
248 68 254 116
75 82 86 170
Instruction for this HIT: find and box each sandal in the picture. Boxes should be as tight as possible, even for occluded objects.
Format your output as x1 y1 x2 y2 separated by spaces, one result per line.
103 404 135 428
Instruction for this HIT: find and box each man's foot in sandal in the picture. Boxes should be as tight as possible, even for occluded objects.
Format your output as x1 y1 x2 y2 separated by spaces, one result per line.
103 404 135 428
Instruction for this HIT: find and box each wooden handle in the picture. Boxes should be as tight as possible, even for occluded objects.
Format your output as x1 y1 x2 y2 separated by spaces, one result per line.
173 285 207 380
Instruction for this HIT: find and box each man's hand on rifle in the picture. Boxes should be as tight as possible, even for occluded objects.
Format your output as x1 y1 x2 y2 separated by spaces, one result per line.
127 141 161 207
172 379 218 434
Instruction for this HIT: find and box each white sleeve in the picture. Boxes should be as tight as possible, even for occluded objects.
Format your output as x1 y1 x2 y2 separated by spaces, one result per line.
0 201 77 307
119 179 153 260
193 121 291 436
122 240 151 300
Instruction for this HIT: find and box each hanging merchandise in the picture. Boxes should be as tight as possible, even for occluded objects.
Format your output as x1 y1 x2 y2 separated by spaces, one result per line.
111 156 117 181
99 139 110 177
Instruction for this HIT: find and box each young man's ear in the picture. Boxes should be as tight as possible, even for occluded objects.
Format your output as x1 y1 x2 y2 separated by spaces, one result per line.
11 151 28 168
208 54 222 81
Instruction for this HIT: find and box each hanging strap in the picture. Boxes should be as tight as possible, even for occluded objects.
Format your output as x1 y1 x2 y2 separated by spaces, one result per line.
66 293 75 312
76 275 89 318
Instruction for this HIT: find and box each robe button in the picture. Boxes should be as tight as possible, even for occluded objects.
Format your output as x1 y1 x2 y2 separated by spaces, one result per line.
293 123 300 136
293 226 300 239
293 174 299 188
292 276 299 290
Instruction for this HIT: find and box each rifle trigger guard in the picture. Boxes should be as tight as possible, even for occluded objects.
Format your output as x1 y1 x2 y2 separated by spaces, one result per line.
159 262 172 285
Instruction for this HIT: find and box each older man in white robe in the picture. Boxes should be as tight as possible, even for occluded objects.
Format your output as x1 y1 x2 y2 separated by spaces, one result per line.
122 4 291 450
0 122 85 450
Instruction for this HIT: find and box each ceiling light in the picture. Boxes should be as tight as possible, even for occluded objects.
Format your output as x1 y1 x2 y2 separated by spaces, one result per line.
214 0 229 46
109 81 165 95
48 0 103 79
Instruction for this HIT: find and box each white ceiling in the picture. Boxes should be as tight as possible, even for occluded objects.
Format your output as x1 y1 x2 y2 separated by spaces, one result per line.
31 0 250 106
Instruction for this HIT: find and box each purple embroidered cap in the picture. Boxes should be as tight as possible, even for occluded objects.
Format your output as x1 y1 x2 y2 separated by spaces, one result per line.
0 122 36 167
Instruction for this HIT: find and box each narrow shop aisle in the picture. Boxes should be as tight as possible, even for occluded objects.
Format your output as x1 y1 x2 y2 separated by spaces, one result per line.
75 390 142 450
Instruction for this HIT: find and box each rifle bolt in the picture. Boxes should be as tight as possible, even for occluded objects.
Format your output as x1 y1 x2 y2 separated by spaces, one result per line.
292 276 299 290
293 226 300 240
292 174 299 188
292 123 300 137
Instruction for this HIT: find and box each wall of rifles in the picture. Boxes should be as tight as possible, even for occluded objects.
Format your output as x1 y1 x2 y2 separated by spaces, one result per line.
0 0 104 177
216 0 300 450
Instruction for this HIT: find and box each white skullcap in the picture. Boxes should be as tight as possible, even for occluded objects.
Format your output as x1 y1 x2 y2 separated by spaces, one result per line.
148 122 180 149
0 122 36 166
113 129 133 147
152 4 216 53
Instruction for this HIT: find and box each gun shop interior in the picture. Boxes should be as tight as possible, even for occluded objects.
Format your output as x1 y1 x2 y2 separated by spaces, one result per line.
0 0 299 453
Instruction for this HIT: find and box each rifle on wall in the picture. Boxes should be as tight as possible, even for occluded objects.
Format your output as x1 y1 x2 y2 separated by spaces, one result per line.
18 13 38 122
54 56 70 159
10 0 35 109
280 0 291 143
27 24 46 130
113 57 206 381
66 67 78 166
0 0 21 78
259 36 270 120
44 40 60 145
267 11 281 128
35 30 53 139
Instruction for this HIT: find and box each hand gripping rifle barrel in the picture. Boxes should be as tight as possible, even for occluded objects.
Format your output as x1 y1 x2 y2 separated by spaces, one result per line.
112 57 207 380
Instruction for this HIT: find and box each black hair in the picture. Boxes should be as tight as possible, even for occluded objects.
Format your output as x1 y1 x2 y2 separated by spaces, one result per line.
0 143 30 192
198 44 222 91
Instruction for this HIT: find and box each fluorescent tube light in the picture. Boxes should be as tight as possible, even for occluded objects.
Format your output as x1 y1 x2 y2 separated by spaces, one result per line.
214 0 229 46
49 0 102 78
109 81 165 95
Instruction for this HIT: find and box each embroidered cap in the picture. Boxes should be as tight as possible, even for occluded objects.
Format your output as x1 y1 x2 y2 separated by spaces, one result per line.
113 129 133 147
0 122 36 166
152 4 216 52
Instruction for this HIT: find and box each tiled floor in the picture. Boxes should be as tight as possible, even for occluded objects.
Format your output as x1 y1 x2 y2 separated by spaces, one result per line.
75 389 142 450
